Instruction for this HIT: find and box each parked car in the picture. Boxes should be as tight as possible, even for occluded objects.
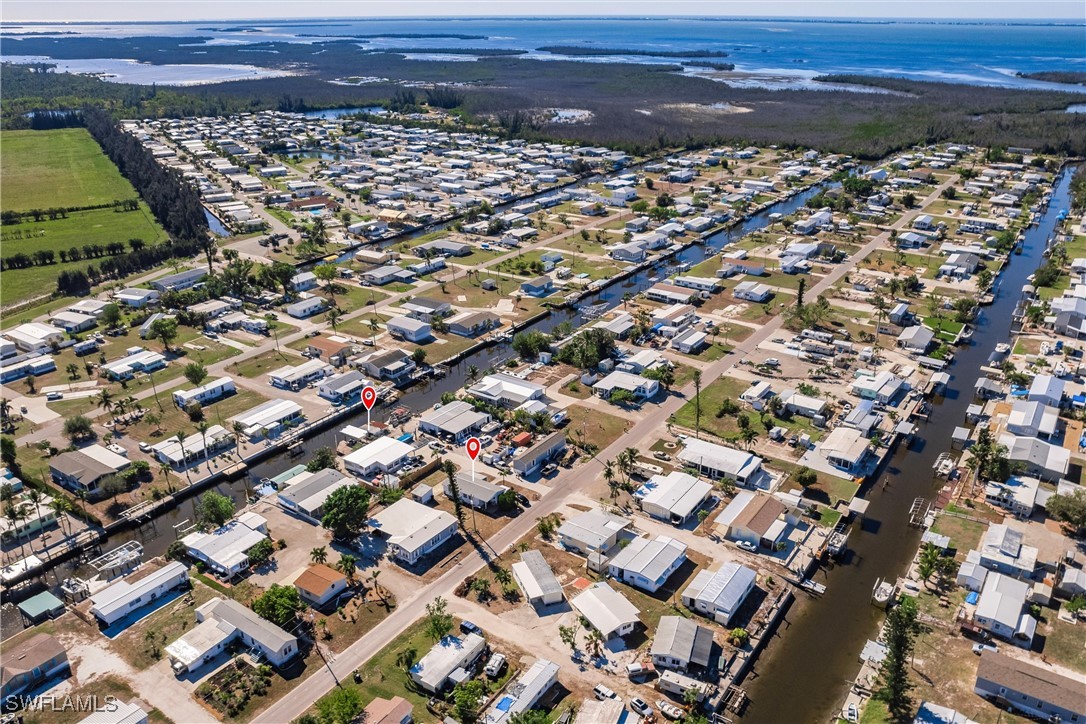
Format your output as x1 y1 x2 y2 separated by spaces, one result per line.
629 698 653 717
657 700 684 720
138 442 152 453
484 653 507 678
593 684 618 701
541 463 558 477
45 391 62 401
764 358 781 367
735 541 758 553
515 493 531 508
460 620 482 636
653 451 672 461
972 643 998 655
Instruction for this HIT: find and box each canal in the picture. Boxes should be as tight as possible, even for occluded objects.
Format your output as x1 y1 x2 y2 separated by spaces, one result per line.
737 165 1078 724
47 183 831 577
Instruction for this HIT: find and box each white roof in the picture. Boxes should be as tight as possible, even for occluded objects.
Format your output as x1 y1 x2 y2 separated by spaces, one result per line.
557 509 631 550
165 616 236 668
269 358 332 384
678 438 763 479
343 436 414 471
182 518 266 572
230 399 303 435
80 443 132 471
419 400 489 436
682 563 756 616
410 633 486 691
976 572 1030 630
571 582 640 637
151 424 229 464
469 373 545 405
511 550 562 602
77 700 149 724
607 535 687 583
368 498 457 554
483 659 560 724
636 471 712 520
277 469 356 515
89 561 188 622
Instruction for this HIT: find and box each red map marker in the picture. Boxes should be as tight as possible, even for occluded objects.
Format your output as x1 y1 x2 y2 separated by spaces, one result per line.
361 386 377 410
465 437 481 461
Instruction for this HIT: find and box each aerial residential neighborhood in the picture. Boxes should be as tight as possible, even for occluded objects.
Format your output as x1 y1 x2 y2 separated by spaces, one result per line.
1 10 1086 724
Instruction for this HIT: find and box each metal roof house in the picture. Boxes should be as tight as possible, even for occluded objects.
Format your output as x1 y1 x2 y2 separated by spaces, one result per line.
511 549 564 606
468 373 546 408
418 400 491 443
973 572 1036 646
681 563 757 625
277 468 357 522
89 561 189 627
651 616 714 673
557 509 632 556
678 438 766 488
571 582 640 639
368 498 458 565
343 436 415 479
635 471 712 524
444 473 508 513
410 633 486 693
606 535 688 593
181 512 268 578
511 431 566 477
230 399 305 441
482 658 560 724
165 597 298 674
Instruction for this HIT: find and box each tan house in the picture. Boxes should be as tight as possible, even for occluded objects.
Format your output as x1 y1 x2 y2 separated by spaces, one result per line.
293 564 349 608
363 696 413 724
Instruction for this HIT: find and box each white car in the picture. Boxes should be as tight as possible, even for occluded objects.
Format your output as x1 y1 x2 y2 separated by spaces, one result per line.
735 540 758 553
138 442 152 453
45 391 63 401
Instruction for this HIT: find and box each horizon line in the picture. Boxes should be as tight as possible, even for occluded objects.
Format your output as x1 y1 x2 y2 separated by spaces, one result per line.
7 15 1085 25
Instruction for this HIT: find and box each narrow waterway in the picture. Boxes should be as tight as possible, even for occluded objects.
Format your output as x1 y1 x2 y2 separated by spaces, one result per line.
738 165 1078 724
40 183 830 581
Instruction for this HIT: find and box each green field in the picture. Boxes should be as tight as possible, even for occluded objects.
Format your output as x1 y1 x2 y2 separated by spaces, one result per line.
0 128 139 210
0 204 167 307
0 128 170 307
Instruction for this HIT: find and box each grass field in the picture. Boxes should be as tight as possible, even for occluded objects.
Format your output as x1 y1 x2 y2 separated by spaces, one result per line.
0 129 139 211
1 204 168 307
0 129 169 307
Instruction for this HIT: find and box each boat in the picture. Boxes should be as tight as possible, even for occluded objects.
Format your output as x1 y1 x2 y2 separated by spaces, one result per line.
846 703 859 722
799 579 826 595
286 440 305 458
994 342 1011 354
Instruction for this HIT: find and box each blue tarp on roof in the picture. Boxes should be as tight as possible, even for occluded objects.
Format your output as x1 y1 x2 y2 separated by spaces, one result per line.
966 591 979 605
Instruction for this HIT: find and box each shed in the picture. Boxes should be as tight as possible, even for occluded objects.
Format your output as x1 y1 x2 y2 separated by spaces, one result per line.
18 590 65 624
511 549 564 606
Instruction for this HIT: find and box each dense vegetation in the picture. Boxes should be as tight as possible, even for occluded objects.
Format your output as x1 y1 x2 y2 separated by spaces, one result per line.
1016 70 1086 86
4 33 1085 160
537 46 730 58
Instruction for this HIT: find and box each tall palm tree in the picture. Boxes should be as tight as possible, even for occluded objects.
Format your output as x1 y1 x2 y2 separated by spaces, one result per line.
3 503 28 559
96 389 115 420
73 489 88 520
25 489 44 545
310 546 328 565
693 370 703 440
467 364 479 383
49 497 72 539
175 432 191 481
159 461 176 494
231 421 247 458
603 460 618 500
196 422 212 467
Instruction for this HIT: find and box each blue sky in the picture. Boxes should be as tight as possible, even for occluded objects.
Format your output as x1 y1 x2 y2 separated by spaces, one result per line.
4 1 1084 22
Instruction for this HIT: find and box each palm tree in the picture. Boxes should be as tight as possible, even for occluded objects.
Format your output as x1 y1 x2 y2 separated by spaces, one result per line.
196 422 212 467
467 364 479 383
3 503 28 558
327 307 343 332
231 421 247 457
144 412 162 435
73 489 88 520
741 427 759 450
175 432 191 481
25 489 45 547
96 389 115 420
368 318 379 345
370 568 383 599
49 496 72 539
693 370 703 440
310 546 328 565
159 461 176 494
336 553 358 583
603 460 618 500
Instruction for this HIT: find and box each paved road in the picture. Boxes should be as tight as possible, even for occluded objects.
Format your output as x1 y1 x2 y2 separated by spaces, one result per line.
254 178 952 722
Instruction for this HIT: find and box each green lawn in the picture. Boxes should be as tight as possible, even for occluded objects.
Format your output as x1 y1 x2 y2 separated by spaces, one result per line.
929 513 987 558
0 128 139 210
0 203 168 306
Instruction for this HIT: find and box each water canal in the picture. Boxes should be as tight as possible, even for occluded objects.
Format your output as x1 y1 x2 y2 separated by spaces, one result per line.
48 181 832 575
737 165 1078 724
